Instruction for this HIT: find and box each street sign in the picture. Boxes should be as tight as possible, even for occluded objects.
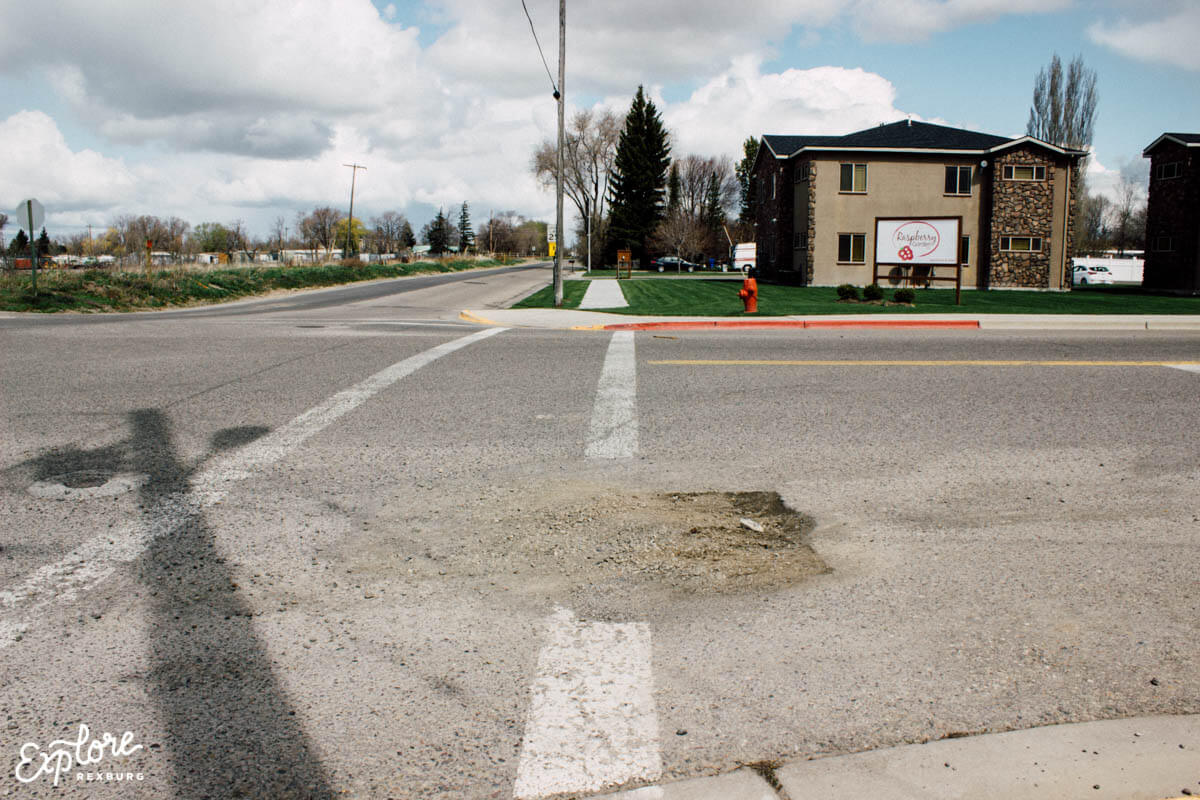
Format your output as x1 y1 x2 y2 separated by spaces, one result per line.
547 224 556 243
14 198 44 232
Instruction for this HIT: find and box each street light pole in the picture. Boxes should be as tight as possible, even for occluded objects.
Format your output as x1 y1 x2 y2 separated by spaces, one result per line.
553 0 565 307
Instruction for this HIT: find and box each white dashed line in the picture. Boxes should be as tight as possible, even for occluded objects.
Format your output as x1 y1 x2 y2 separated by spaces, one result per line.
513 607 662 799
586 331 638 459
0 327 508 649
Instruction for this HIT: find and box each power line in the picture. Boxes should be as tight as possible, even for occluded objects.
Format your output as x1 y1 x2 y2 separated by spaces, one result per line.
521 0 559 97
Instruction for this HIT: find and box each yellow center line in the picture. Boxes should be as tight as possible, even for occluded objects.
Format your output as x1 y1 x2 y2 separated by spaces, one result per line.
648 360 1200 367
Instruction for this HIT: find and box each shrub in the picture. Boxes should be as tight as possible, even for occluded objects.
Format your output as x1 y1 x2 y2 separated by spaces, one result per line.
863 283 884 301
893 288 916 304
836 283 860 301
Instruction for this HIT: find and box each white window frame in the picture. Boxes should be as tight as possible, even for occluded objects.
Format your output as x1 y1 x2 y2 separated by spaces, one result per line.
837 233 866 263
794 162 812 183
945 165 972 195
1154 162 1183 181
1002 164 1046 181
839 163 867 193
793 231 808 250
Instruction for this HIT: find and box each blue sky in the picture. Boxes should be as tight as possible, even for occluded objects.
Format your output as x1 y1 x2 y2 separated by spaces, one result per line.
0 0 1196 244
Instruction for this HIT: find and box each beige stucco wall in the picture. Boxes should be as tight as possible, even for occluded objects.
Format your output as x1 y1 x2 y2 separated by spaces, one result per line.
1048 161 1071 290
799 154 985 287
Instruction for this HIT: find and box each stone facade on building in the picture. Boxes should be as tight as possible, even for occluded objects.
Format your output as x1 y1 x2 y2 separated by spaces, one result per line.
989 147 1057 289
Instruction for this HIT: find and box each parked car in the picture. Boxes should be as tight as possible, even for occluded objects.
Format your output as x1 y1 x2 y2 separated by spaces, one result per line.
1073 264 1114 285
650 255 697 272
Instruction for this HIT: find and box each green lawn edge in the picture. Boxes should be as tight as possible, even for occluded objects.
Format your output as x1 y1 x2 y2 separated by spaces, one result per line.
0 258 523 313
514 279 1200 316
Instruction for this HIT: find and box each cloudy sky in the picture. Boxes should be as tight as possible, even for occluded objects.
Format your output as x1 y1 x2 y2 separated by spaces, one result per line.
1 0 1197 243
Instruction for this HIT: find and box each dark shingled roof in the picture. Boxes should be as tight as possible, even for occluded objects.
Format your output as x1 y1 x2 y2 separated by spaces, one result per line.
764 120 1014 156
1143 132 1200 155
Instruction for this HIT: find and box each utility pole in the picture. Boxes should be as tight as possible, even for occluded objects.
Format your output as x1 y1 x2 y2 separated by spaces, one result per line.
343 163 366 259
553 0 565 307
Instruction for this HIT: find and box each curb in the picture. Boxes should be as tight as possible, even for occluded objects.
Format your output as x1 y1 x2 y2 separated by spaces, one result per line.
589 319 981 332
591 715 1200 800
459 310 504 326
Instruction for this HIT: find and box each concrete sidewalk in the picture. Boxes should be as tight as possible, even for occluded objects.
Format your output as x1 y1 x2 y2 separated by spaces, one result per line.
460 307 1200 331
592 715 1200 800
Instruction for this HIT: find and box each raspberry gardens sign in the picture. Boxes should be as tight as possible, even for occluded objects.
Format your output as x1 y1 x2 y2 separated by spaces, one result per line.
875 218 961 265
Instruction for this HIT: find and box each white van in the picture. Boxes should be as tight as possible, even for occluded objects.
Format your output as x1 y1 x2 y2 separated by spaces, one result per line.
733 243 756 273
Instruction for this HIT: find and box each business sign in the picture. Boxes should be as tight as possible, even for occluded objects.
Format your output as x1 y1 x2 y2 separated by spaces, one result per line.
875 217 960 265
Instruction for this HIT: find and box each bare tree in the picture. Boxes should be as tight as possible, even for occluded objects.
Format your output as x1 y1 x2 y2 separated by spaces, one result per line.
651 209 712 265
371 211 408 255
533 108 620 267
1110 172 1146 256
1027 54 1097 151
301 207 344 260
271 216 287 253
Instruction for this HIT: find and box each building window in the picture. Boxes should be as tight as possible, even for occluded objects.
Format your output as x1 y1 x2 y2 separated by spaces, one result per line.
793 232 808 250
1000 236 1043 252
794 162 812 183
1154 162 1183 180
772 172 776 200
960 235 970 265
944 166 972 195
1153 236 1175 252
839 163 867 193
1002 164 1046 181
838 233 866 263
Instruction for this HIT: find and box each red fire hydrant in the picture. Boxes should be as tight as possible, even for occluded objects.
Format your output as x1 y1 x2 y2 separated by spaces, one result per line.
738 273 758 313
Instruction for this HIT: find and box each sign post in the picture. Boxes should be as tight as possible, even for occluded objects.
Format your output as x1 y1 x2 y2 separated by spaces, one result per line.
873 216 963 305
15 198 45 294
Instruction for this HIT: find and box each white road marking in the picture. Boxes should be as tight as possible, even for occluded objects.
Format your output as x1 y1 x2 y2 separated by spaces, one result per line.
0 327 508 649
586 331 638 459
513 607 662 799
1167 363 1200 374
579 280 629 310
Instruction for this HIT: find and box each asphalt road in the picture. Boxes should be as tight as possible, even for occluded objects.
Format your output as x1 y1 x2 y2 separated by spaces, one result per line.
1 264 1197 799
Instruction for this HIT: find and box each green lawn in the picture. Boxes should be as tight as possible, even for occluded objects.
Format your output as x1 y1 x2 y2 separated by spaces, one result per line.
513 279 1200 316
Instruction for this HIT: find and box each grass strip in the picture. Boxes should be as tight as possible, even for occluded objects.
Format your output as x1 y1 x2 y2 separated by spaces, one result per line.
0 258 521 313
512 279 590 309
514 278 1200 316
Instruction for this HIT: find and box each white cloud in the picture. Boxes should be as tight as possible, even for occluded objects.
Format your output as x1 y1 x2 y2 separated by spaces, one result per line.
0 111 137 213
1088 5 1200 71
663 58 908 158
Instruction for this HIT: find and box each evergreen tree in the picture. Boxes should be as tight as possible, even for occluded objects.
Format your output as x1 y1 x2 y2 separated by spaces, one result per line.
427 209 451 255
9 229 29 256
400 220 416 250
703 173 724 239
606 85 671 265
666 162 681 216
37 227 51 257
457 202 475 253
736 137 759 225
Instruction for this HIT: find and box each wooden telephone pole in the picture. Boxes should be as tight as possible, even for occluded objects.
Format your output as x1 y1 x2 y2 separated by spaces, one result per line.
343 163 366 258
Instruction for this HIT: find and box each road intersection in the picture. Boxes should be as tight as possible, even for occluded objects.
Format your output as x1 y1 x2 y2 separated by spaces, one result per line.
1 264 1197 798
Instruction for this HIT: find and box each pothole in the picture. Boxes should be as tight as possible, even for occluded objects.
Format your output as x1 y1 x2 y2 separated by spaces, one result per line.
28 472 148 500
372 488 829 595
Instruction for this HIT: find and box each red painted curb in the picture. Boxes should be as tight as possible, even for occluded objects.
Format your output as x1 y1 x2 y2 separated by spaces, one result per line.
601 319 980 331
